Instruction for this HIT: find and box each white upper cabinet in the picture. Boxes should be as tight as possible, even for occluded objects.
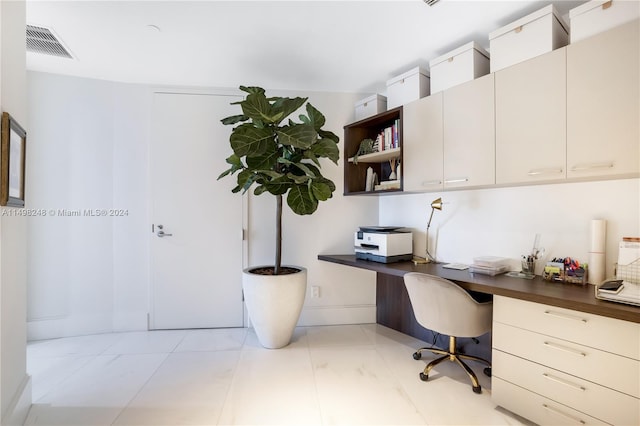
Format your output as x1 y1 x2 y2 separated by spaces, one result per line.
443 73 495 188
495 48 567 184
567 19 639 179
402 93 443 192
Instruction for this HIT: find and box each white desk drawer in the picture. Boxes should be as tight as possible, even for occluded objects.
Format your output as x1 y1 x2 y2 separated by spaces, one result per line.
494 296 640 360
493 349 639 425
493 377 608 426
493 321 640 398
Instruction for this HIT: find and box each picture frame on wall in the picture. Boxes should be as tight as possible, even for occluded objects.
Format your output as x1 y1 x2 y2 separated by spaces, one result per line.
1 112 26 208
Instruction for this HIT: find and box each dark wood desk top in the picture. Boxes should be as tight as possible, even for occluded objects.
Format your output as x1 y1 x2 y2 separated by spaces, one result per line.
318 254 640 324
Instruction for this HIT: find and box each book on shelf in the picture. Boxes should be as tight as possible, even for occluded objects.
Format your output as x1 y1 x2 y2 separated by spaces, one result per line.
374 120 400 152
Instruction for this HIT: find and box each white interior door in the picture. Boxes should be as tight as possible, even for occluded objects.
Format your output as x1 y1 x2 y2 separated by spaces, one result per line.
150 92 244 329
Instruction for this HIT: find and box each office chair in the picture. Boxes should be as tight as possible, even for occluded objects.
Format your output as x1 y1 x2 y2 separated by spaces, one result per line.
404 272 492 394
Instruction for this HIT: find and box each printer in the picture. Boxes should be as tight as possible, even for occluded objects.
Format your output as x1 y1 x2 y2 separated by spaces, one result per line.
354 226 413 263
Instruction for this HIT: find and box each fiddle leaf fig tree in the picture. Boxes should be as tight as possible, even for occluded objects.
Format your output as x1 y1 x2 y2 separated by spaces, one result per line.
218 86 340 275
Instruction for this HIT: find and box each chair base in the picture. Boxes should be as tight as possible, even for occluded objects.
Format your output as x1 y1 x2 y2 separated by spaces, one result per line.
413 336 491 394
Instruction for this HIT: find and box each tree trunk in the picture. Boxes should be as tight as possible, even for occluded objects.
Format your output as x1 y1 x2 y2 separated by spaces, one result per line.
275 194 283 275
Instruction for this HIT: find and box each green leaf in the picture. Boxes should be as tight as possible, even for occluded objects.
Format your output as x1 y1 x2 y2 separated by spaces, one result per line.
246 147 279 170
311 138 340 164
286 173 310 184
271 97 307 125
305 103 326 130
239 86 266 95
276 124 316 149
263 176 292 195
236 169 256 193
278 158 316 178
254 185 268 196
241 92 283 123
217 154 244 180
303 150 321 167
311 181 332 201
287 184 318 215
318 129 339 144
230 124 274 157
221 114 249 125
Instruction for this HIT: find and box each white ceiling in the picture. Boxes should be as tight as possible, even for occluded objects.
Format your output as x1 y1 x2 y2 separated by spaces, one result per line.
26 0 587 95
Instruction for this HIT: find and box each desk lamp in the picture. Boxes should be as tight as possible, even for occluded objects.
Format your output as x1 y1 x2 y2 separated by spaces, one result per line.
413 197 443 265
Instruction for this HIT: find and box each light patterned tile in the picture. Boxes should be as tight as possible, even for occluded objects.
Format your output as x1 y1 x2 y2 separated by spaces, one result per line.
217 348 321 425
310 347 426 425
174 328 247 352
113 351 240 425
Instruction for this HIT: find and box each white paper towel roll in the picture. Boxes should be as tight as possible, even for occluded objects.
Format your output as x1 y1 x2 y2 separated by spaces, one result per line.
590 219 606 253
589 252 605 285
588 219 607 284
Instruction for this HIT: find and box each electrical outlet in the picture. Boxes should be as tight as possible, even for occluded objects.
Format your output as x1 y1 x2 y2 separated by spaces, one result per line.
311 286 320 298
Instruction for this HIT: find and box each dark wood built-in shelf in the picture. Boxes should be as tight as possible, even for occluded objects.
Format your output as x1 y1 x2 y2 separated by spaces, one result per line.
343 107 403 195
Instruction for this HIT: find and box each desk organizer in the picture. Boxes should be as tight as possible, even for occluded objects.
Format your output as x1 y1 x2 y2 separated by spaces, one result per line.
543 260 588 285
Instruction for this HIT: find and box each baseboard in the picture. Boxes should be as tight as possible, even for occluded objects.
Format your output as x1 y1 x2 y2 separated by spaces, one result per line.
298 304 376 326
1 374 31 426
27 313 112 341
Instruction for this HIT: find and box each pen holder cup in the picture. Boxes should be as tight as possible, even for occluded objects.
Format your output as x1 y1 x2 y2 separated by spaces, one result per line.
521 259 536 275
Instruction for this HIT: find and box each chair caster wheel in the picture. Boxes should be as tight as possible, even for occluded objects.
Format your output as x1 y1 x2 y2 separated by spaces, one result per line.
483 367 491 377
473 385 482 394
413 352 422 360
419 372 429 381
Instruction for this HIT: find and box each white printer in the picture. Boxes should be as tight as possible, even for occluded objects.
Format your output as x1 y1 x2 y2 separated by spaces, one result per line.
354 226 413 263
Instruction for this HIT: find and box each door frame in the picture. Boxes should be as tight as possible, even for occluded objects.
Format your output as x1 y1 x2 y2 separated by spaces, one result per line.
146 86 249 329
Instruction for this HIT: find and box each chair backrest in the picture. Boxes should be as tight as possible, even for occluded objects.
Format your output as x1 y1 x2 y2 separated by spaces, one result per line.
404 272 492 338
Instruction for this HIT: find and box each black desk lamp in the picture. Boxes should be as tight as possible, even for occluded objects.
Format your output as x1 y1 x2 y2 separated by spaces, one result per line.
413 197 443 264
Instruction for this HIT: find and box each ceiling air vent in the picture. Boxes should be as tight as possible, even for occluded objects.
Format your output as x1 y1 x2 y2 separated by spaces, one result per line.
423 0 440 6
26 24 73 59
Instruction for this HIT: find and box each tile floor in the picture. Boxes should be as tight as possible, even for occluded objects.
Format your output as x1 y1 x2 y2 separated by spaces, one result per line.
25 324 531 425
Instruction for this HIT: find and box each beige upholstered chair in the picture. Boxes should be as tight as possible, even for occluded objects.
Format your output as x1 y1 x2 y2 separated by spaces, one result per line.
404 272 492 394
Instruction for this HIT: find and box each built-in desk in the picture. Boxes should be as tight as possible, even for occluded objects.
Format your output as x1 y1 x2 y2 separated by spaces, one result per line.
318 254 640 327
319 254 640 424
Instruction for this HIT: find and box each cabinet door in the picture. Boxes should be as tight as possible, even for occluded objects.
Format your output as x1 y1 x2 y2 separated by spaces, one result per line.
402 93 443 192
567 20 639 178
496 48 567 184
443 73 495 188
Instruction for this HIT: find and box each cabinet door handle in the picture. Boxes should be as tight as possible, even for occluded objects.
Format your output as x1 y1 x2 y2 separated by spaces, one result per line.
421 180 442 186
527 168 563 176
544 310 588 323
542 404 586 425
570 162 614 172
543 341 587 357
444 177 469 184
542 373 586 391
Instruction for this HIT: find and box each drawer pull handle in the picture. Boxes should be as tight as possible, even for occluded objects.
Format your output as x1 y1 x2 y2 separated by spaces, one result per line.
543 341 587 357
527 168 563 176
421 180 442 186
544 310 588 323
542 404 586 425
444 177 469 184
570 162 614 172
542 373 586 391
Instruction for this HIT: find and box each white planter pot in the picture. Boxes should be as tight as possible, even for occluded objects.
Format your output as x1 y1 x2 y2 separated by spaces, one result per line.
242 266 307 349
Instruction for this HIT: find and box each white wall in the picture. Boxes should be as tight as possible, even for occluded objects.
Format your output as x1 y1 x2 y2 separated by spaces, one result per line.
27 72 379 339
27 73 116 338
1 1 31 424
380 179 640 277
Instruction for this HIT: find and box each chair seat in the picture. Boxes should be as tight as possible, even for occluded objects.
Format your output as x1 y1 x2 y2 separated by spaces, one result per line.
403 272 493 393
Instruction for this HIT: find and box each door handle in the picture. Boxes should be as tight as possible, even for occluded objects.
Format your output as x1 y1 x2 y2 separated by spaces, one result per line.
156 224 173 238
